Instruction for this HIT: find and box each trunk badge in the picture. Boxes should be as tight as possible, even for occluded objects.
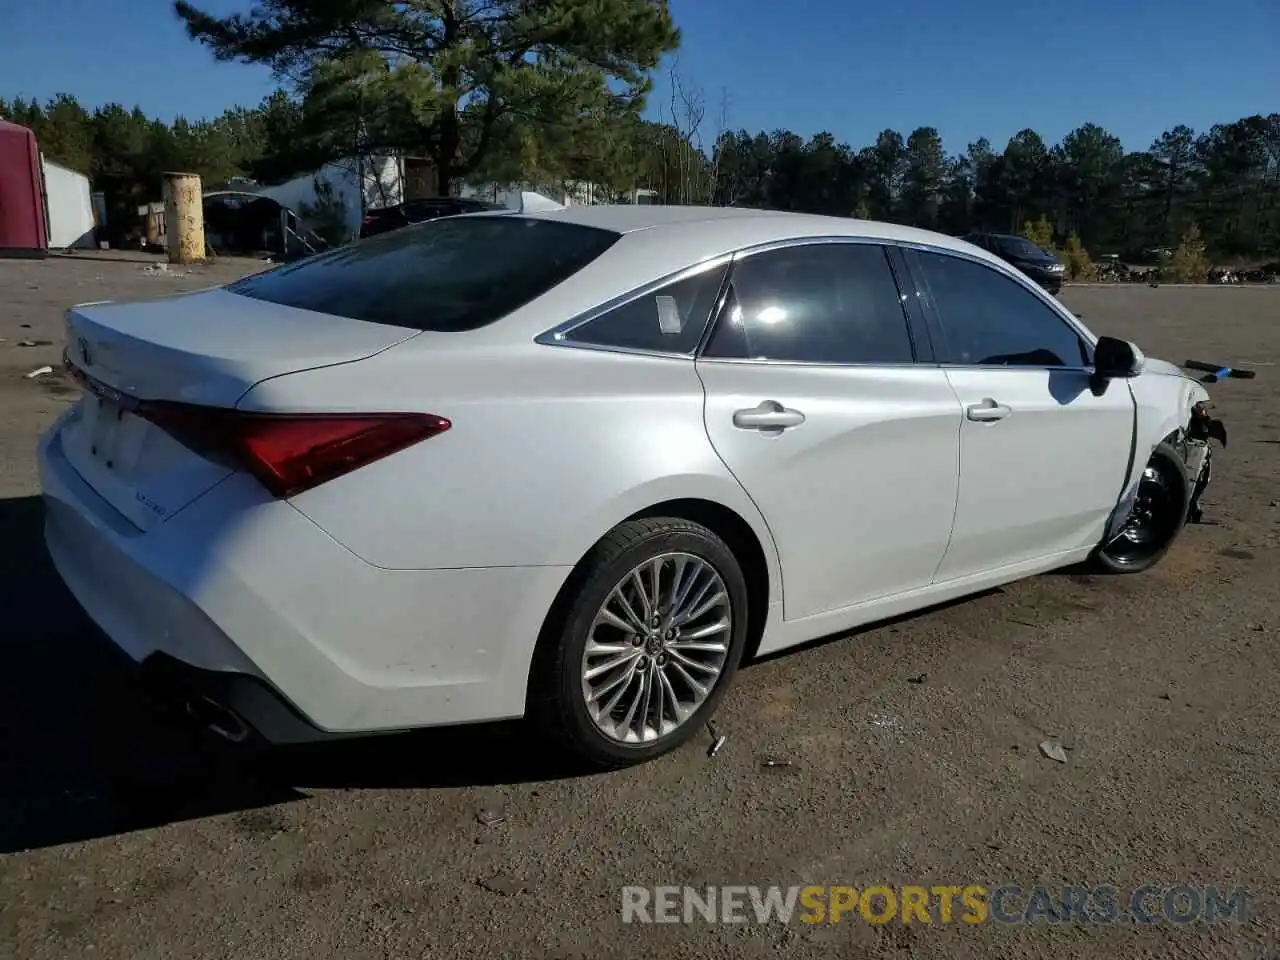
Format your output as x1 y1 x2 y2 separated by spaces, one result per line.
77 337 92 367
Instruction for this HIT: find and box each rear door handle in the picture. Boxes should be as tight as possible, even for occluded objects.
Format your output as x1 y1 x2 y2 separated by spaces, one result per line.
966 398 1011 422
733 400 806 433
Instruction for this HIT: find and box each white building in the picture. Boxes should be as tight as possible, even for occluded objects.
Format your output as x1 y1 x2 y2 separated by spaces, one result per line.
254 155 405 242
41 158 96 249
461 181 659 208
248 156 661 243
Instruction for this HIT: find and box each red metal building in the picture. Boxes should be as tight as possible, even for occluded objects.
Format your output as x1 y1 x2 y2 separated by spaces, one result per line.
0 119 49 256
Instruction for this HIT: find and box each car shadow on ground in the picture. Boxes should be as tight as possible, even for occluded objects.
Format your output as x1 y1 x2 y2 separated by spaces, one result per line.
0 494 582 854
1 487 1047 852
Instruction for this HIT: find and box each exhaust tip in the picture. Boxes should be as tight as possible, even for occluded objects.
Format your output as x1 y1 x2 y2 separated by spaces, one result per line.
186 695 250 744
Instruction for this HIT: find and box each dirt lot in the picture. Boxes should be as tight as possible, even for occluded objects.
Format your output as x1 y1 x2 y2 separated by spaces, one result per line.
1 254 1278 959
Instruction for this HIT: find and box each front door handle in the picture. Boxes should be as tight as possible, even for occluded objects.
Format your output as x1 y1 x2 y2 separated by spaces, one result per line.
733 400 806 433
966 398 1011 422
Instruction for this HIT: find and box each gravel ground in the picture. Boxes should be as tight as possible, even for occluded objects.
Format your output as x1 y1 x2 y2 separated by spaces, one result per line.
1 255 1278 959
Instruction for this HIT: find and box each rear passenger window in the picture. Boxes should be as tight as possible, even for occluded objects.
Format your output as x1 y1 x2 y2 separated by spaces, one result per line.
914 251 1088 367
563 263 728 354
703 243 914 364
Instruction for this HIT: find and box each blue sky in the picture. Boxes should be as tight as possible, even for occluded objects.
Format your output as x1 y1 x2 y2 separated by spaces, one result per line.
1 0 1276 156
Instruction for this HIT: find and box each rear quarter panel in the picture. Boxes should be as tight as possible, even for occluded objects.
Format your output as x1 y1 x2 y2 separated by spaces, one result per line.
236 340 781 586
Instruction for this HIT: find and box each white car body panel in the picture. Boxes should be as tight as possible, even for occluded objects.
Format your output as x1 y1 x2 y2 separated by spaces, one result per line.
933 367 1134 581
64 289 418 405
35 205 1219 741
696 360 962 620
40 421 572 734
761 544 1094 657
1113 358 1211 517
244 341 780 576
59 292 421 530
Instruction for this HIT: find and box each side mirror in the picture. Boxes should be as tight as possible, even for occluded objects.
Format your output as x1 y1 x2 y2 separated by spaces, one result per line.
1093 336 1145 378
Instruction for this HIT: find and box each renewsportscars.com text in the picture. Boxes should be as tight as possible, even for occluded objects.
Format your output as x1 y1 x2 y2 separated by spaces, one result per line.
621 884 1250 926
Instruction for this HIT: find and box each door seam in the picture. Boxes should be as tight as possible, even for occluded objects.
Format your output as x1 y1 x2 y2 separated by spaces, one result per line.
693 358 789 618
928 367 965 584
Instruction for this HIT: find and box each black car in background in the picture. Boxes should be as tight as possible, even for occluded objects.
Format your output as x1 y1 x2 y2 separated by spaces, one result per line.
359 197 507 239
962 232 1067 294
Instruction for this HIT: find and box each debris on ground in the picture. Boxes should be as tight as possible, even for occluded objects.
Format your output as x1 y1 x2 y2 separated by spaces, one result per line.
907 673 928 684
1158 693 1172 700
476 807 507 827
706 721 727 759
869 714 902 730
1039 740 1068 763
24 366 54 379
477 875 524 896
16 340 53 347
142 262 187 278
760 757 792 769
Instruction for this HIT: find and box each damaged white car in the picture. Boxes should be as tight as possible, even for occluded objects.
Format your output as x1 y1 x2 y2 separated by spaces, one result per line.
38 207 1228 769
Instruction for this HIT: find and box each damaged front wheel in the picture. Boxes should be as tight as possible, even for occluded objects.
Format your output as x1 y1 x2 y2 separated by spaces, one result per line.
1092 441 1190 574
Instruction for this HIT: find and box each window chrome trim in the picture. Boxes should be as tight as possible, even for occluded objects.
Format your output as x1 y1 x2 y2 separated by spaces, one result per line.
534 254 733 356
694 357 927 369
933 362 1097 374
534 232 1098 365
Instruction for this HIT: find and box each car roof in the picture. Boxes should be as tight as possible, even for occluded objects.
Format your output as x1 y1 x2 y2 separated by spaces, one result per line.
523 203 943 240
407 204 1026 346
515 204 989 263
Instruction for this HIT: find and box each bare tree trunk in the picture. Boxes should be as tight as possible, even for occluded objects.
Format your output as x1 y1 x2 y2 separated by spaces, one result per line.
665 60 707 205
705 87 730 205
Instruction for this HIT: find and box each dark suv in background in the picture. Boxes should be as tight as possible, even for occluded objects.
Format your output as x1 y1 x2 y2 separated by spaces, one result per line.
962 232 1067 294
360 197 506 239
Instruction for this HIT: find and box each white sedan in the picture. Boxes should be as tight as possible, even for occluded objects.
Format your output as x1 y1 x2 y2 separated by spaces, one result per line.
38 205 1226 767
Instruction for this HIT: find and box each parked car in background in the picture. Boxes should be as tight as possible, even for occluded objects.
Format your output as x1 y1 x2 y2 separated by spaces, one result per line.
962 232 1066 294
359 196 506 238
42 207 1225 770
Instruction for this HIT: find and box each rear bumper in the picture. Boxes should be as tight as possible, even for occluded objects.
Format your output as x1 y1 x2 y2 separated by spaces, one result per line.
38 418 573 742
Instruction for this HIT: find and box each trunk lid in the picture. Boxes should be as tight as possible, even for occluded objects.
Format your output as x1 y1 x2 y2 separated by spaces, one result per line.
64 288 419 405
58 288 420 531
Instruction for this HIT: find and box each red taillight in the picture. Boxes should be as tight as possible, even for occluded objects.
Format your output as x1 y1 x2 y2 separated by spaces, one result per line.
139 403 450 498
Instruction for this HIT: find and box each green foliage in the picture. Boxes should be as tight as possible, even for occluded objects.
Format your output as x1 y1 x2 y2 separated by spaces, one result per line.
1022 215 1056 255
173 0 680 193
5 77 1279 264
297 177 353 247
1062 233 1096 280
1168 224 1211 283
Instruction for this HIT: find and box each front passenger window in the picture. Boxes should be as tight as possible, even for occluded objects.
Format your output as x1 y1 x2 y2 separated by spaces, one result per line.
914 251 1088 367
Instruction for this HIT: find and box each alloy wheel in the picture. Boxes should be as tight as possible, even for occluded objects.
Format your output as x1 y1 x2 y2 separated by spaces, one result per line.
1105 462 1181 564
579 552 732 745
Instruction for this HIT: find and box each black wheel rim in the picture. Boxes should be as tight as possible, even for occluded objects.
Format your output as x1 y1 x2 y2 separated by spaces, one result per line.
1104 462 1182 565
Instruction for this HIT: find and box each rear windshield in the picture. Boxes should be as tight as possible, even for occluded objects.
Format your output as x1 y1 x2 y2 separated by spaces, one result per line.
227 215 620 331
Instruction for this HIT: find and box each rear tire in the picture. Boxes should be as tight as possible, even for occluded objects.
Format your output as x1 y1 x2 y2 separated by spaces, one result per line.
529 517 748 769
1092 442 1189 574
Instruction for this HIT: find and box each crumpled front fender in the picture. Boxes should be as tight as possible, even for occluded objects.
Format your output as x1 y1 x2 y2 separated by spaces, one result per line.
1103 362 1219 540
